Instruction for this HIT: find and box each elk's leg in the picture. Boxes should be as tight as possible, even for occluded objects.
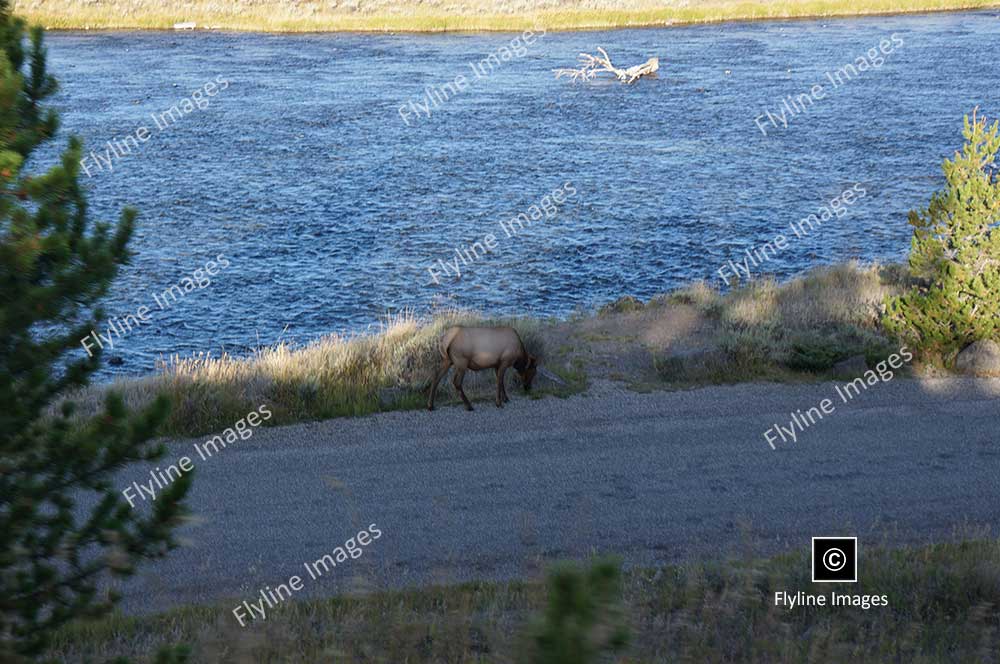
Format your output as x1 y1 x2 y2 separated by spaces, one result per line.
452 368 473 411
496 363 510 407
500 363 511 403
427 356 451 411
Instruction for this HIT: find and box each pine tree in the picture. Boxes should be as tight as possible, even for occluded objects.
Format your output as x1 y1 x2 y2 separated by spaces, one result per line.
528 558 629 664
883 110 1000 359
0 3 191 658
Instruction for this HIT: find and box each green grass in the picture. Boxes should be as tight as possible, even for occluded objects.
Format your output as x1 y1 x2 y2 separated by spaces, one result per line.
44 538 1000 663
18 0 1000 32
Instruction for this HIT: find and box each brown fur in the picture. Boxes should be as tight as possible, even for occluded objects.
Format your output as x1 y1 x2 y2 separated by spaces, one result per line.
427 326 537 411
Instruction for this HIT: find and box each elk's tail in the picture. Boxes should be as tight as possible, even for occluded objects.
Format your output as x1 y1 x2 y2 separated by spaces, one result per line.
439 326 462 361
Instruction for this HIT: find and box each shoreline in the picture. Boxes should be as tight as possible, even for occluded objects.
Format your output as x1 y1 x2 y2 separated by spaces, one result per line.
66 262 931 439
23 1 1000 33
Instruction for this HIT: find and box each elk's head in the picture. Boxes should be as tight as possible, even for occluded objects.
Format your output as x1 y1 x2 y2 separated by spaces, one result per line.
517 355 538 393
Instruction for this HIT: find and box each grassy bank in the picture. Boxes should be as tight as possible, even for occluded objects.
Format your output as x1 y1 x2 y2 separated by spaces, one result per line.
650 261 910 385
19 0 1000 32
73 309 580 438
46 538 1000 662
72 262 917 437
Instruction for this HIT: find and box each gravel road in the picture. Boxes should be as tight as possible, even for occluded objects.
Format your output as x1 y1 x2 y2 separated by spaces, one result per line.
117 377 1000 613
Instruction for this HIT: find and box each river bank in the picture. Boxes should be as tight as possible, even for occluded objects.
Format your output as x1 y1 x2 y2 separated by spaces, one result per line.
68 262 937 438
23 0 1000 32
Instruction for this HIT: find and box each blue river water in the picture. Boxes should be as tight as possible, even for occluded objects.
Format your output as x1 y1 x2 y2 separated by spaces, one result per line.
43 10 1000 377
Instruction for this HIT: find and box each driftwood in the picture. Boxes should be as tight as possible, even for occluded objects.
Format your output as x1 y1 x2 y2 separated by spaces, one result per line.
554 48 659 84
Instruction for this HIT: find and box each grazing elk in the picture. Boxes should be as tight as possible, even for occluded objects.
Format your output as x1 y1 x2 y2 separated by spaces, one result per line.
427 326 538 411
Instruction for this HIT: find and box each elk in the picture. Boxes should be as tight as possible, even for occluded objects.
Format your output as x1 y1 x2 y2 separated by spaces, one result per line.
427 326 538 411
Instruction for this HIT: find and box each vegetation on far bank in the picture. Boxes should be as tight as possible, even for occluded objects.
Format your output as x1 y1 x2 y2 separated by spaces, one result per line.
19 0 1000 32
47 538 1000 663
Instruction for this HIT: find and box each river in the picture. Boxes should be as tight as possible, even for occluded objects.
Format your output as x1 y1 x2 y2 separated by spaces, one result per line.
45 10 1000 377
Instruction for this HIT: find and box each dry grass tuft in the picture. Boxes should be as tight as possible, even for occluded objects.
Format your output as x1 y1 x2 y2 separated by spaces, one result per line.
69 310 558 437
722 262 900 331
655 262 907 384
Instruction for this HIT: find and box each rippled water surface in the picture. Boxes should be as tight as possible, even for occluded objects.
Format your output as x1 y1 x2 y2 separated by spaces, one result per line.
46 11 1000 377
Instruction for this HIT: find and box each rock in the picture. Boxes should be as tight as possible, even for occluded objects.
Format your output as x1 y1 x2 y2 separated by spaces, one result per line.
955 340 1000 376
832 354 868 377
536 367 567 387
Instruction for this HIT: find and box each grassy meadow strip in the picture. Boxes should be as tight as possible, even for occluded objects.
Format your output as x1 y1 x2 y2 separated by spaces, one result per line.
46 539 1000 663
21 0 1000 32
69 310 575 438
67 262 915 438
